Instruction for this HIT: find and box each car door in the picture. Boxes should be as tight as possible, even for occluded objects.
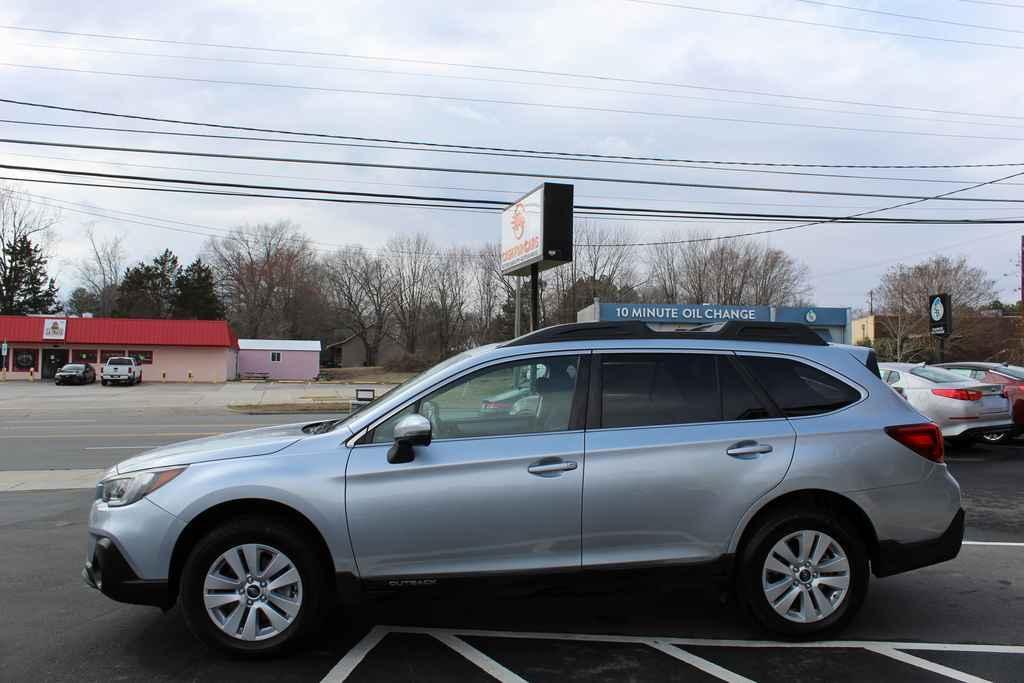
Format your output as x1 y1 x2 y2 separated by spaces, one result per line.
345 352 588 579
582 351 797 568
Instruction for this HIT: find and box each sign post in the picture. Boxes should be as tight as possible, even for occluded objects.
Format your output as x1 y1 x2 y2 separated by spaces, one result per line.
1 339 7 381
928 293 952 362
500 183 574 332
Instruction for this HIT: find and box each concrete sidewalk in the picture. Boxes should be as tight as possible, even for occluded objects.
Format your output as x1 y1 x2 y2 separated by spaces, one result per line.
0 380 398 416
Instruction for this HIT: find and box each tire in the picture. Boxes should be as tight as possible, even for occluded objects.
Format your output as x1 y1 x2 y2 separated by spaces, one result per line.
736 506 869 638
179 517 331 657
101 379 108 386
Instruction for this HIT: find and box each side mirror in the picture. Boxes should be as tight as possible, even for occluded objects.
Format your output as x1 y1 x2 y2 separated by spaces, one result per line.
388 414 432 464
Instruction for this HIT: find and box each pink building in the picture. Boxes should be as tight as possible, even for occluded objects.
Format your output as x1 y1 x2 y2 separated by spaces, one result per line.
237 339 321 381
0 315 238 382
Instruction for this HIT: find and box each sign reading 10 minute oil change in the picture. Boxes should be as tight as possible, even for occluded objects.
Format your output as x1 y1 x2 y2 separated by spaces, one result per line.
929 293 952 337
500 183 574 276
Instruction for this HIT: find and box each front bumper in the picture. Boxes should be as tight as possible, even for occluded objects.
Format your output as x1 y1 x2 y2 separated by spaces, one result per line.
874 508 964 578
83 537 171 608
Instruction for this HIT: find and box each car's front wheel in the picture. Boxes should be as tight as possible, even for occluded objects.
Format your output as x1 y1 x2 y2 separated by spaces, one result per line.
736 507 868 638
179 517 331 656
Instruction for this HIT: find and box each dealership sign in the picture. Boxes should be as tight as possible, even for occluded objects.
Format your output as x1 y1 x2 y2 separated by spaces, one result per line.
500 183 574 276
42 318 67 341
929 293 952 337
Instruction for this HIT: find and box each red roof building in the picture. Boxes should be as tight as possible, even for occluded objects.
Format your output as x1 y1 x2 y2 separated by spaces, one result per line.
0 315 239 382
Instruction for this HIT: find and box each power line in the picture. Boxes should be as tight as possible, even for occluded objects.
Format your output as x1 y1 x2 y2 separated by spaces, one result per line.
960 0 1024 8
13 41 1024 131
22 147 1023 212
583 168 1024 246
5 137 1024 203
623 0 1024 50
7 63 1024 144
793 0 1024 34
8 165 1024 224
5 99 1023 170
2 25 1022 122
8 117 1024 186
8 63 1024 145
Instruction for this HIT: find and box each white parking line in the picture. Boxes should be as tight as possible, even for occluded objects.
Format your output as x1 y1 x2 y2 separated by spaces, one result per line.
320 625 389 682
83 446 154 450
432 633 529 683
0 468 105 492
864 646 992 683
648 641 756 683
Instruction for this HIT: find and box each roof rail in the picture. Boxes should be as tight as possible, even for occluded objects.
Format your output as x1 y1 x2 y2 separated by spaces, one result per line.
503 320 829 347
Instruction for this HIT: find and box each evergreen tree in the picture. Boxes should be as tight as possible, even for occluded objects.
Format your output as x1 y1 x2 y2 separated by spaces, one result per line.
115 250 181 318
66 287 101 316
172 258 225 319
0 235 59 314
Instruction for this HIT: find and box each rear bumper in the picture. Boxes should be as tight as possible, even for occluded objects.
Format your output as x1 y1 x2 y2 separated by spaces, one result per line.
874 508 964 578
83 536 171 608
945 424 1015 440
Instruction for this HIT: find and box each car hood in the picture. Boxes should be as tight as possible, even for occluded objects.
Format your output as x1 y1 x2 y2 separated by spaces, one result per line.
115 422 314 474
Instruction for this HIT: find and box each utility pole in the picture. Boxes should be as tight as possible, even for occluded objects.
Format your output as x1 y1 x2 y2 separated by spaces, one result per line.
514 276 521 337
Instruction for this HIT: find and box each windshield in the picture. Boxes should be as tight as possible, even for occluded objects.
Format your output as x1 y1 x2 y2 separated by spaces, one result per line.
61 364 85 372
323 348 480 432
910 366 968 383
107 358 133 365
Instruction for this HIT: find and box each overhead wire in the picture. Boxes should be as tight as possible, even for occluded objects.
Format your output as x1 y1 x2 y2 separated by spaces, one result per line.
5 98 1022 169
792 0 1024 34
1 25 1022 121
6 63 1024 144
9 42 1024 131
5 117 1024 186
623 0 1024 50
3 138 1023 203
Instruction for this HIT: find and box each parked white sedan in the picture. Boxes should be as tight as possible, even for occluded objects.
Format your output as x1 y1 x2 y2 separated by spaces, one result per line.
880 363 1012 444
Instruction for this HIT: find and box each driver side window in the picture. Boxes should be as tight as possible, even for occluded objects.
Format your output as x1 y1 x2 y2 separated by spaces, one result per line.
371 355 580 443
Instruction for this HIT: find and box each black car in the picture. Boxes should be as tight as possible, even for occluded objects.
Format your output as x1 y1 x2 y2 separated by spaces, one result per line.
55 363 96 385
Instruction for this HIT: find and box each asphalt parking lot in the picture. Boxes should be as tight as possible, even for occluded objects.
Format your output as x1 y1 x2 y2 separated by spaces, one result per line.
1 383 1022 682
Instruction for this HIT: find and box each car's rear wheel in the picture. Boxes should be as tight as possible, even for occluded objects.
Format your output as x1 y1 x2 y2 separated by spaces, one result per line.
179 517 331 656
736 507 868 638
101 379 108 386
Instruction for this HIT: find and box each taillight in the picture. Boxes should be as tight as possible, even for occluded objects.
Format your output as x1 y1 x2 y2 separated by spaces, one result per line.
931 388 981 401
886 423 944 463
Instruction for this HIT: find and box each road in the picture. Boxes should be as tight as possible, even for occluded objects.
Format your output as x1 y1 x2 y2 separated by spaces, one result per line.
1 405 1022 681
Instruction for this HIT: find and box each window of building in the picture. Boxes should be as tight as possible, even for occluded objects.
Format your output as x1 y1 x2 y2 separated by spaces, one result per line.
72 349 98 363
371 355 580 443
100 350 126 363
128 350 154 365
600 353 767 429
271 352 282 362
738 356 861 417
12 349 38 371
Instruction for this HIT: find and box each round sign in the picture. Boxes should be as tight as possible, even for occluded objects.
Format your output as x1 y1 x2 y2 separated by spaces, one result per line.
930 297 945 322
14 352 35 370
804 310 817 323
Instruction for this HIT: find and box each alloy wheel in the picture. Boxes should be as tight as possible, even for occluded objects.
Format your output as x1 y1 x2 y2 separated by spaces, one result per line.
203 543 303 641
761 530 850 624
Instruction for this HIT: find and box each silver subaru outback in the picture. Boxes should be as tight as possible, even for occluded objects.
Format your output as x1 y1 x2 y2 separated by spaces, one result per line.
83 321 963 655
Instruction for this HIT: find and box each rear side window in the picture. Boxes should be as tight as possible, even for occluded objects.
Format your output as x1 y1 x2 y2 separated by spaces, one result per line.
738 356 860 417
599 354 770 428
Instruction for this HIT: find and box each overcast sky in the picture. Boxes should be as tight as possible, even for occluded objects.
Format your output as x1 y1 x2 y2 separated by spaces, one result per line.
1 0 1022 308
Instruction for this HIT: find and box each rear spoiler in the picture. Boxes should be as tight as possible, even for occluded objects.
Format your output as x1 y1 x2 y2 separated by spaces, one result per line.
831 343 881 378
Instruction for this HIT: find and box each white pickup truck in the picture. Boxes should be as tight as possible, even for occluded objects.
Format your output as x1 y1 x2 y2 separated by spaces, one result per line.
101 357 142 386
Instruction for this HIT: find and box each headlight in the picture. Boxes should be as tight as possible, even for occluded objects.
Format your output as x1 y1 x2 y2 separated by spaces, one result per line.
99 467 187 507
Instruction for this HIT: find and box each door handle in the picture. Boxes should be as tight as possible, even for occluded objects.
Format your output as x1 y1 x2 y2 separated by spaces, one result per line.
726 441 773 458
527 461 578 474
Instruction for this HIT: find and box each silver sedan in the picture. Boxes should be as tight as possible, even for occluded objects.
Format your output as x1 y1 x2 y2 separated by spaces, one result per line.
880 363 1012 442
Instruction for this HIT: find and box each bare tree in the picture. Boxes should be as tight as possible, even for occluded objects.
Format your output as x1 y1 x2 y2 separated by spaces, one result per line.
77 227 126 316
467 242 516 343
0 185 60 314
874 256 997 361
324 248 394 366
644 231 810 305
204 221 319 338
0 185 58 249
386 233 436 354
431 247 470 356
